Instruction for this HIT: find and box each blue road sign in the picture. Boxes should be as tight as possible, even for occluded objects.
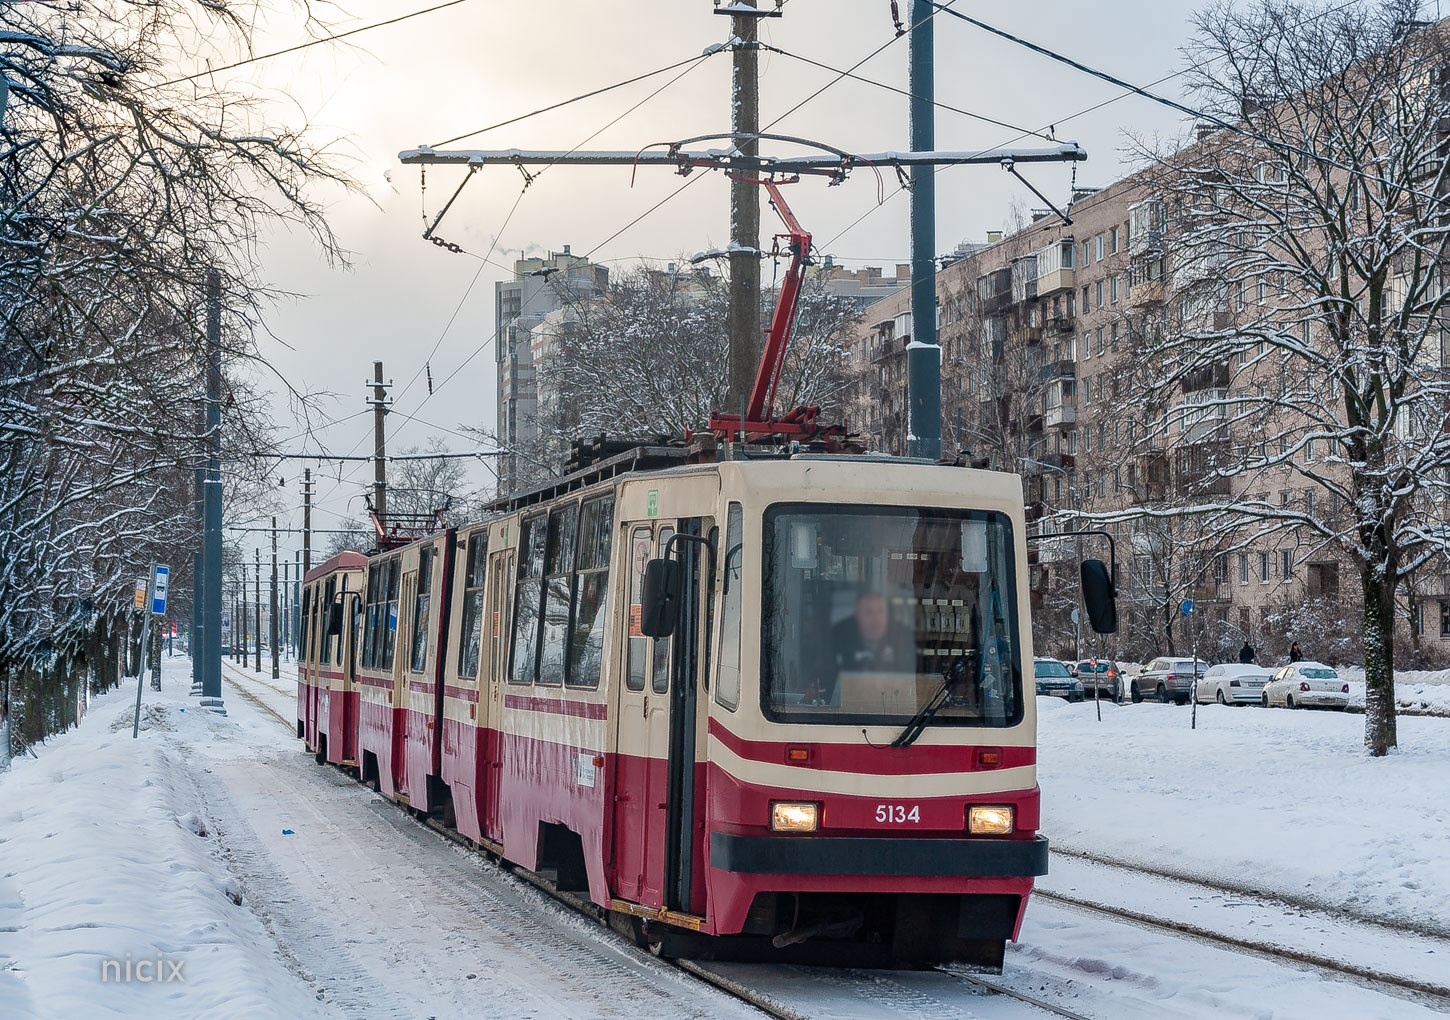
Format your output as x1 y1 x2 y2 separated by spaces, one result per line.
1180 598 1195 616
152 564 170 616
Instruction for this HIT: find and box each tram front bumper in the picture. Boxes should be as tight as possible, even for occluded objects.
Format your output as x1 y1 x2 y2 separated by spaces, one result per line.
709 833 1050 877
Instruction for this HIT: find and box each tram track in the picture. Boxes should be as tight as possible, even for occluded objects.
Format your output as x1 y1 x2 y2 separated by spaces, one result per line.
220 668 1090 1018
218 667 1447 1017
1051 843 1450 941
1035 887 1450 1004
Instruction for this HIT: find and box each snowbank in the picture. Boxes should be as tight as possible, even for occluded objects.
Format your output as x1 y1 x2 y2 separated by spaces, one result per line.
0 669 329 1020
1038 696 1450 932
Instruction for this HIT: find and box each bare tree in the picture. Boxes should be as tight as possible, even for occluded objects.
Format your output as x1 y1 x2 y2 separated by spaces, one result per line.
1130 0 1450 754
0 1 350 739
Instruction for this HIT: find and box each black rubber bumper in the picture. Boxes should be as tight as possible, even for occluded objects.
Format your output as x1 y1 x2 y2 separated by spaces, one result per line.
710 833 1049 877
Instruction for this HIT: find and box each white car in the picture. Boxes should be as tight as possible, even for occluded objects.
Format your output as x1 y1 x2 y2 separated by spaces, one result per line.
1194 663 1272 705
1263 661 1350 709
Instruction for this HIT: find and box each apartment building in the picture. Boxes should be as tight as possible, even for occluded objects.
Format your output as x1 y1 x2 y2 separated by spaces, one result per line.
848 176 1450 663
494 246 608 492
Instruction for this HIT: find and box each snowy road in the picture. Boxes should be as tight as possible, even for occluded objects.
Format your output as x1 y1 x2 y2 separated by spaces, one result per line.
6 659 1450 1019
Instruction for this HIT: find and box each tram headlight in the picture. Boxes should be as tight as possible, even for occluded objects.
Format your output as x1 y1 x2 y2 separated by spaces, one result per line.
770 801 819 833
967 804 1014 836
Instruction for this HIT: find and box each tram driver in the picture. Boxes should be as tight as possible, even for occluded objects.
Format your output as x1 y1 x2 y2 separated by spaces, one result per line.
806 590 916 705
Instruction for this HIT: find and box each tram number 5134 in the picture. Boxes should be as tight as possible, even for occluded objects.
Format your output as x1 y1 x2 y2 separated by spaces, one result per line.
875 804 920 824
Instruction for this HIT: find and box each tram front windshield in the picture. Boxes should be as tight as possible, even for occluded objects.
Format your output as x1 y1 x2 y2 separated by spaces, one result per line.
760 505 1022 728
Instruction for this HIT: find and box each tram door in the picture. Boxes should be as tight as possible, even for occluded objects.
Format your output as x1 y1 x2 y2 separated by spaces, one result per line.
481 546 513 843
612 518 712 913
393 571 417 799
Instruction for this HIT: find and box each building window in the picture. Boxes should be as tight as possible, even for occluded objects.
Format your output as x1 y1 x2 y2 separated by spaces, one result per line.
1084 378 1093 404
1258 278 1267 304
1082 285 1091 312
1096 280 1104 307
1097 327 1106 356
1239 554 1250 584
1096 234 1105 261
1259 552 1271 583
1110 276 1119 304
1110 226 1119 254
1441 601 1450 638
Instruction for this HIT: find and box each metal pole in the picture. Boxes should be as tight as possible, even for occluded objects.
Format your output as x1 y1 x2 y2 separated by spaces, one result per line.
372 361 388 521
907 0 942 460
271 517 280 679
201 268 225 714
1191 608 1200 731
725 0 764 416
254 547 262 673
133 565 154 738
282 559 290 662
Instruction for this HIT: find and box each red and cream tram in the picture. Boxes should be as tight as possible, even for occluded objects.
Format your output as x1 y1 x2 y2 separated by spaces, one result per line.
297 551 367 767
298 444 1108 967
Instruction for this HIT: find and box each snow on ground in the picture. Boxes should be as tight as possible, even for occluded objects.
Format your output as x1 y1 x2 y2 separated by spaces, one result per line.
1037 695 1450 934
0 658 759 1020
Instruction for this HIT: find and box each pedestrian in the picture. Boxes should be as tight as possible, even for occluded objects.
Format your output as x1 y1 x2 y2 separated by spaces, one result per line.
1289 641 1303 663
1238 639 1256 664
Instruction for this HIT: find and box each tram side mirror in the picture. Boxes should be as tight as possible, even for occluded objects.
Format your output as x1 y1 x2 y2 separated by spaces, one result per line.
326 602 344 637
641 558 682 639
1081 559 1118 635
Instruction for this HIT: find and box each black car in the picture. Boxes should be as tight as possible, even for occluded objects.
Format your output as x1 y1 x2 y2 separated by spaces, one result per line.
1034 658 1085 702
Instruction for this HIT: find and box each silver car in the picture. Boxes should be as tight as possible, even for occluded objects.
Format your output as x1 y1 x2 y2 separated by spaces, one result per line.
1194 663 1271 705
1263 662 1350 709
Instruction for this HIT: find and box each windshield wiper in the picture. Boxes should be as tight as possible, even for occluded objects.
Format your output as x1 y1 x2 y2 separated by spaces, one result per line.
892 656 969 748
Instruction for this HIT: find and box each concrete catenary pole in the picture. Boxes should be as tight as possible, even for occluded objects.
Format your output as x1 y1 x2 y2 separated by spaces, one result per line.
270 517 280 680
302 469 313 579
191 404 203 696
200 268 225 714
907 0 942 461
372 361 388 522
294 549 302 656
723 0 767 415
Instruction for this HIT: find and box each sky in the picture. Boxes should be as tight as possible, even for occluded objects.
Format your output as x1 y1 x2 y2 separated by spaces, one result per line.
213 0 1208 561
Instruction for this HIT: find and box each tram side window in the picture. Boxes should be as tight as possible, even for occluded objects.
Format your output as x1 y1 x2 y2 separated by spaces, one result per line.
567 496 614 689
716 504 744 711
457 533 489 679
410 547 434 674
381 558 401 670
323 577 337 665
510 515 548 684
625 527 651 691
651 527 675 694
299 589 312 666
537 503 579 686
361 567 379 669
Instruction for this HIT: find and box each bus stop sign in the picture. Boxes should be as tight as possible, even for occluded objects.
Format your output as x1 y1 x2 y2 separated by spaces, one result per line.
152 565 169 616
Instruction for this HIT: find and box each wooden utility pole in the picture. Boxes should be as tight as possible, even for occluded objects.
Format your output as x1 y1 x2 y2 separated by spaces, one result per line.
254 547 262 673
270 517 280 680
720 0 775 413
371 361 389 522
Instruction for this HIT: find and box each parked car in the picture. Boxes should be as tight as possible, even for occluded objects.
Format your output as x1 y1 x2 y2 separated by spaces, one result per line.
1194 663 1272 705
1131 657 1210 705
1263 661 1350 709
1034 658 1085 702
1074 659 1125 702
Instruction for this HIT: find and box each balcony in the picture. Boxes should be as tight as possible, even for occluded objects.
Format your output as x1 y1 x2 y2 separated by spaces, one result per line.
1021 325 1044 345
1037 266 1076 296
1038 359 1076 383
1041 452 1076 471
1182 363 1231 393
1045 315 1075 336
1129 278 1167 308
977 267 1013 315
1045 403 1077 429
